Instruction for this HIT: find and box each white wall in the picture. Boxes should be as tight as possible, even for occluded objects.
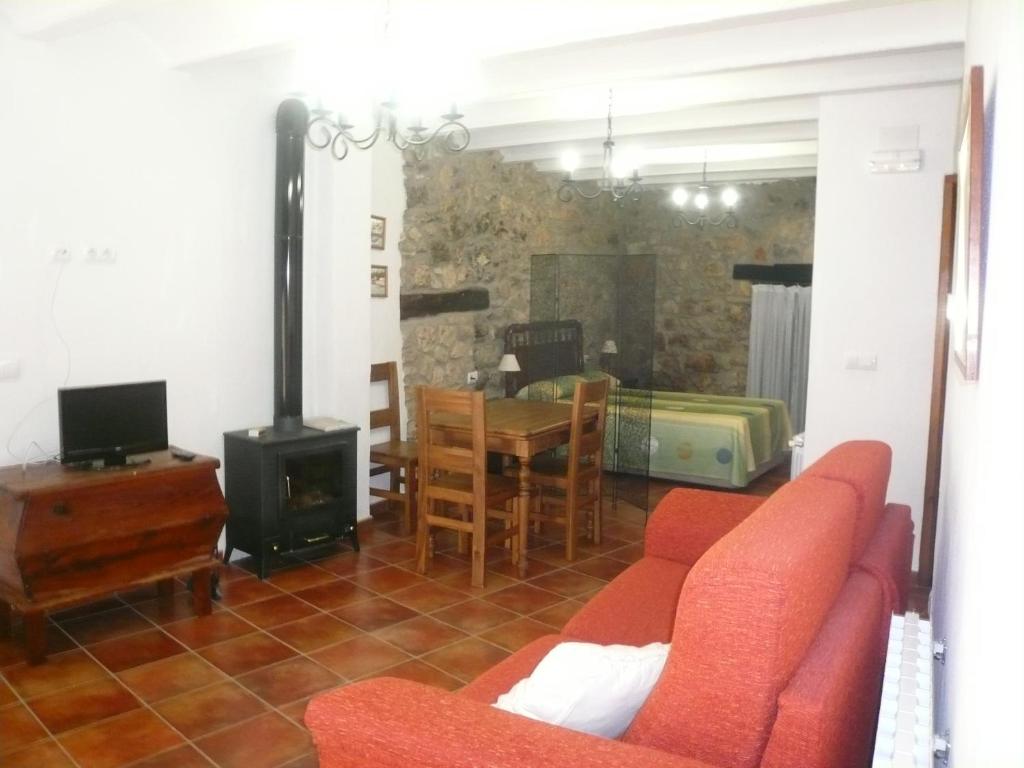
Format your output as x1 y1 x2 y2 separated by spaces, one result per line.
805 83 960 568
368 142 407 434
0 19 374 518
931 1 1024 765
366 142 407 501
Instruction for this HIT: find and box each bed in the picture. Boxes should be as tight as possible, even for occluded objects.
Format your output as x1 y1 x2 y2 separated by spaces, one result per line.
504 320 792 489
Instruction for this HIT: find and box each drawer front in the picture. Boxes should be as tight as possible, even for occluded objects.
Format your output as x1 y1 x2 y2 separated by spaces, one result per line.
15 468 227 600
19 468 226 554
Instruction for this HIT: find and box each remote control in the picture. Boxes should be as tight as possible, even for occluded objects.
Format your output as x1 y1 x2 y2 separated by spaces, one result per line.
170 447 196 462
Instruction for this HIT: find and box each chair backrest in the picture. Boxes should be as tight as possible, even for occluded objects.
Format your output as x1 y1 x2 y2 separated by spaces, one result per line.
370 362 401 440
566 378 609 477
416 386 487 508
624 476 858 768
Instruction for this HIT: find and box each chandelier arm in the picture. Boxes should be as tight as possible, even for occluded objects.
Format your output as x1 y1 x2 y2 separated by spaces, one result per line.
329 132 351 161
673 212 706 228
345 124 383 150
559 179 605 200
307 115 338 150
394 118 471 149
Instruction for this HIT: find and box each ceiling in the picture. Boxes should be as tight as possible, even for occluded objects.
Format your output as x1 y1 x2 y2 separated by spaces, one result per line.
1 0 967 184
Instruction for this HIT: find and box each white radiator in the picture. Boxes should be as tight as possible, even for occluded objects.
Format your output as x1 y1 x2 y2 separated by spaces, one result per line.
873 613 942 768
789 433 805 479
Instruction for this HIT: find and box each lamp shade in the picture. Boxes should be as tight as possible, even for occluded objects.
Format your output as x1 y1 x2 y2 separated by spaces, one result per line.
601 340 619 355
498 353 521 372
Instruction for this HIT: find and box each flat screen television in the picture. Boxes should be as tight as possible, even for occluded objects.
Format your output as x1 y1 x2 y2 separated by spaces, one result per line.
58 381 168 466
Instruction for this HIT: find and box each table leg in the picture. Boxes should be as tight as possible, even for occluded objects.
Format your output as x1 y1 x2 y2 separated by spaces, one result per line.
156 578 175 601
24 610 47 665
191 567 213 616
517 456 532 577
0 600 11 639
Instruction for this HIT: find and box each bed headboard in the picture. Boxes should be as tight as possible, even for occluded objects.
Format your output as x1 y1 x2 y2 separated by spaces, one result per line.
503 320 584 397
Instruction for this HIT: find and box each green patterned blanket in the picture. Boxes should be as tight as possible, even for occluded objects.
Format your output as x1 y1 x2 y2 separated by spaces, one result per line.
518 374 792 488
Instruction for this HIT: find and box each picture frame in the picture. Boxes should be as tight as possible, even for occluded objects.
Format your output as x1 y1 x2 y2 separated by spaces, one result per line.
949 65 985 381
370 264 388 298
370 215 386 250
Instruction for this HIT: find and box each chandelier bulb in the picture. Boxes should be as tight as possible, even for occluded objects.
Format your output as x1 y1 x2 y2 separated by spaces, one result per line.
721 187 740 208
694 190 710 210
561 149 581 174
671 188 689 207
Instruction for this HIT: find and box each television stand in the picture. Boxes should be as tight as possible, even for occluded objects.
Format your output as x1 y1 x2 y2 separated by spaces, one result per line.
0 449 227 664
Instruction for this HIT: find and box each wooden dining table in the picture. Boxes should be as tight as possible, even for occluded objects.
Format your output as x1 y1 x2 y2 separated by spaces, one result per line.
430 397 596 576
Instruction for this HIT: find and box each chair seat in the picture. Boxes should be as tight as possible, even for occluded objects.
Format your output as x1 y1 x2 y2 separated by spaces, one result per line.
510 455 597 490
370 439 418 464
430 472 519 504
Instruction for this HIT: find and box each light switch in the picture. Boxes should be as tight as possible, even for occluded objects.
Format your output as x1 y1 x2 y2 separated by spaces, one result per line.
0 359 21 380
845 353 878 371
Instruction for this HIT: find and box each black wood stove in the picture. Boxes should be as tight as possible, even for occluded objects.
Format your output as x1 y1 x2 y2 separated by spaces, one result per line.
223 98 358 578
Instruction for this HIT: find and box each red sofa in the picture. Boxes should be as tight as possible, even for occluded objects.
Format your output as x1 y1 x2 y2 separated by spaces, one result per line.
307 441 913 768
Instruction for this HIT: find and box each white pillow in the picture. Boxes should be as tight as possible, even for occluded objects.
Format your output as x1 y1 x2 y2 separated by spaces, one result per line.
492 641 669 739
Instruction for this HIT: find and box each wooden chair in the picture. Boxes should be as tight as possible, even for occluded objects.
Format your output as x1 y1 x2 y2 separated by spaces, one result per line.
369 362 418 535
528 378 610 561
415 387 520 588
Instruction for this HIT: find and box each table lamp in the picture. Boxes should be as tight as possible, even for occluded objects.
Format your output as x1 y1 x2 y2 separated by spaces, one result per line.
600 339 618 374
499 353 521 373
498 353 521 396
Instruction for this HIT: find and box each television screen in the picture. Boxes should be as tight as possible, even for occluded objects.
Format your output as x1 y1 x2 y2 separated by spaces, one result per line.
58 381 168 465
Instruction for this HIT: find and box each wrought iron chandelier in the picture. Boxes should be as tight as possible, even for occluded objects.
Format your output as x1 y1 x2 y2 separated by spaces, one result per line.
306 103 470 161
302 1 470 161
558 89 644 203
671 159 740 228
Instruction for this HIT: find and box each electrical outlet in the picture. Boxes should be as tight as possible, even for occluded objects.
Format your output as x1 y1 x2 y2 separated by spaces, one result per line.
86 247 117 264
466 370 479 385
52 247 72 263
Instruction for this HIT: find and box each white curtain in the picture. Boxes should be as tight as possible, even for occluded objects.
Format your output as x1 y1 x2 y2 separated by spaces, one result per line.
746 284 812 432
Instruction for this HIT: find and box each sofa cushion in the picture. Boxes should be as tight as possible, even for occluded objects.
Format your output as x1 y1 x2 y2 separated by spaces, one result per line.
760 572 885 768
624 477 858 768
460 634 565 704
854 502 914 658
856 502 914 615
644 488 766 566
802 440 892 558
563 557 691 646
493 641 670 738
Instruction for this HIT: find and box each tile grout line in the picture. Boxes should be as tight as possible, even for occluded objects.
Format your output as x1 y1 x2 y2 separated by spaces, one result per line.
1 515 641 767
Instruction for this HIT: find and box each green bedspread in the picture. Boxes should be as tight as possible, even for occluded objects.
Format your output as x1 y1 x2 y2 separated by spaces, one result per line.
519 374 792 488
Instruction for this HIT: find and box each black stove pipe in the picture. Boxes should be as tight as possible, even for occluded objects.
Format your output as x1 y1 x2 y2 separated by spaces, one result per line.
273 98 308 432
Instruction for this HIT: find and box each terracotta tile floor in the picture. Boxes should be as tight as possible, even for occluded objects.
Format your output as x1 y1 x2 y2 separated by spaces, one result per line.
0 472 789 767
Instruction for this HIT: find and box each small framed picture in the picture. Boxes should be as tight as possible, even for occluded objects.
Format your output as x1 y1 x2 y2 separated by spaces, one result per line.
370 215 386 250
370 264 388 298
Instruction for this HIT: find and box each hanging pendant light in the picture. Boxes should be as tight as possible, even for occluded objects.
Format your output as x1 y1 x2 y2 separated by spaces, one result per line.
671 158 739 228
301 1 471 161
557 89 644 203
306 103 470 161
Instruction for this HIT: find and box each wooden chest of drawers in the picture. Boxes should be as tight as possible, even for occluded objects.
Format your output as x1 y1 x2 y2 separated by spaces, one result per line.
0 450 227 663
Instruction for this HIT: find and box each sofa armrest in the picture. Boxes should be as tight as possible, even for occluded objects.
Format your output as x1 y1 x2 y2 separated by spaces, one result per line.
644 488 765 565
306 678 718 768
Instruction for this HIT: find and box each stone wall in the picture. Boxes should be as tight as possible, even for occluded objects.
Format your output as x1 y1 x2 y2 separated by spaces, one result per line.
399 151 621 431
398 150 816 426
620 179 816 393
